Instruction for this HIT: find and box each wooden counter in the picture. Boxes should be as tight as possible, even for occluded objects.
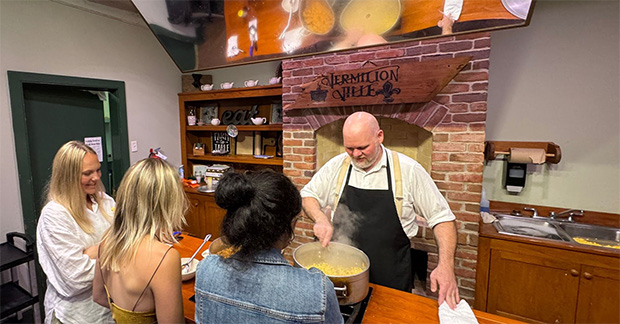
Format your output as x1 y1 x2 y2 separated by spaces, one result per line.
175 234 523 324
173 234 210 323
479 221 620 258
476 221 619 323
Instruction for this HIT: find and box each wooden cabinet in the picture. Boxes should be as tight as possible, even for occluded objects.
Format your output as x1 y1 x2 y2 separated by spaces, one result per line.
179 85 283 241
184 191 226 239
476 231 620 323
179 85 283 175
575 264 620 323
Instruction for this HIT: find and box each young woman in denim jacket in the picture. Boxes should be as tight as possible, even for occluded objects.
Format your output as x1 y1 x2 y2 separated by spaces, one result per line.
194 170 343 324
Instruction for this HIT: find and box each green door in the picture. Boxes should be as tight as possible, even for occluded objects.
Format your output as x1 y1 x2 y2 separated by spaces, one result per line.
23 83 110 214
9 71 130 321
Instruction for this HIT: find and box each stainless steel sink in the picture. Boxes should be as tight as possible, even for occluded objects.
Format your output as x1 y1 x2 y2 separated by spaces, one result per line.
493 214 572 242
492 213 620 249
558 222 620 248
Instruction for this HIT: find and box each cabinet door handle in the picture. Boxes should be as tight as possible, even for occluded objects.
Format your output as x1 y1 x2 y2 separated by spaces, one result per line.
193 202 199 207
570 269 579 276
583 272 593 280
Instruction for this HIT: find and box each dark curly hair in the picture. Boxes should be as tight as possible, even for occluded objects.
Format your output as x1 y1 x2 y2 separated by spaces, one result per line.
215 170 301 257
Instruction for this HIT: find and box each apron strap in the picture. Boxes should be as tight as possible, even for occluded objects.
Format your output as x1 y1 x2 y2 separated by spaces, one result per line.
333 155 351 214
392 151 403 219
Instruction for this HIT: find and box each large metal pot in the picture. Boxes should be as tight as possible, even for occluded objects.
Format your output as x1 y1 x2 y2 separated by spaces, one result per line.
293 242 369 305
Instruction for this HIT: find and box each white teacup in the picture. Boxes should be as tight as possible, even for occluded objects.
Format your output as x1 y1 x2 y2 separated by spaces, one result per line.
244 80 259 87
251 117 267 125
220 82 234 89
269 77 281 85
211 118 221 126
201 84 214 91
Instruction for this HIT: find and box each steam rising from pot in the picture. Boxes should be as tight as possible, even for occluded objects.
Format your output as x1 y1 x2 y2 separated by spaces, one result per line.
331 203 361 248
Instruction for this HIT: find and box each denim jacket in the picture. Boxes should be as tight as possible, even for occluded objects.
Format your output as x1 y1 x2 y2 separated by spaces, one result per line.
195 248 343 324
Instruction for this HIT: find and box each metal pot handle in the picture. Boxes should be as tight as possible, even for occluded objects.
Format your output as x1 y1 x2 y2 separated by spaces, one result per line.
334 285 348 298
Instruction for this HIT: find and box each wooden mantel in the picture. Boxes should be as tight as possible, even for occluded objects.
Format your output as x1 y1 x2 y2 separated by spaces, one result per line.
286 56 471 110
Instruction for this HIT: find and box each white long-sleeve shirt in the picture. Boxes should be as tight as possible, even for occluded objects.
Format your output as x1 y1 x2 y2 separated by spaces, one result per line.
300 146 455 238
36 194 115 324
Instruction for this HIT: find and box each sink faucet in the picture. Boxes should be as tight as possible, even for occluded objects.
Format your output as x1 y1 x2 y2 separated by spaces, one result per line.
523 207 546 219
550 209 584 222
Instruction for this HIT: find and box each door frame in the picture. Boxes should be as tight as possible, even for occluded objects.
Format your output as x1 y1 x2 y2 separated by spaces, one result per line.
8 71 130 240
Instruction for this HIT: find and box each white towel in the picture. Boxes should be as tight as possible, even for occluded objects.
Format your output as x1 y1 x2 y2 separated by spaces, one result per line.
438 300 479 324
480 211 497 224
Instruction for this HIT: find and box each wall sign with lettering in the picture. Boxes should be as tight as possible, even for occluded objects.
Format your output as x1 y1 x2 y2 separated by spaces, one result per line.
287 57 471 110
221 105 259 125
211 132 230 154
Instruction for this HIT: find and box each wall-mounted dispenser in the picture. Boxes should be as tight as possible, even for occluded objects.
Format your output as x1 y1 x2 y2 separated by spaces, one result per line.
485 141 562 194
504 162 527 193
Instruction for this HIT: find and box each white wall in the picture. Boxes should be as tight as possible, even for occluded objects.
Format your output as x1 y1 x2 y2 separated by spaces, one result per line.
484 1 619 213
185 60 282 90
0 0 182 240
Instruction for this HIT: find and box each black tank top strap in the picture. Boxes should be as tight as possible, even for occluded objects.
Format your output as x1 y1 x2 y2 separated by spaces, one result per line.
132 245 174 311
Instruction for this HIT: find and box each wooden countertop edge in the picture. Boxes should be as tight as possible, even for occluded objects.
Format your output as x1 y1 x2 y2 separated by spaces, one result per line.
479 221 620 258
184 186 214 196
176 235 524 324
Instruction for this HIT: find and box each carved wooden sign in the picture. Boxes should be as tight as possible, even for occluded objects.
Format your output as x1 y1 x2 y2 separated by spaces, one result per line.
286 57 471 110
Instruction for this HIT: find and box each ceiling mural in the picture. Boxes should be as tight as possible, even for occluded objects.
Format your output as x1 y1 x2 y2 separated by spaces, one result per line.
131 0 534 72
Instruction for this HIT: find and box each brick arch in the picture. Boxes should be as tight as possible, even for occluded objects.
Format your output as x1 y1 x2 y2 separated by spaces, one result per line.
281 32 491 303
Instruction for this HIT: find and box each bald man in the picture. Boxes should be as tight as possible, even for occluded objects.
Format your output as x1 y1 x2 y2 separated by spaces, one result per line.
301 112 460 309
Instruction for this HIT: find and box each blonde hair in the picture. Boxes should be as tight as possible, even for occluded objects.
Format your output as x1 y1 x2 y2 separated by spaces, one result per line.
47 141 109 233
100 158 188 271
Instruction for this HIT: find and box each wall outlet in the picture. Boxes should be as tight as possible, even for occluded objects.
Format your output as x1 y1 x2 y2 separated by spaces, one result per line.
131 141 138 152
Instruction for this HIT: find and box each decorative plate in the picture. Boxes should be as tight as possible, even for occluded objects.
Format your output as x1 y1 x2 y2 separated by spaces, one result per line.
226 124 238 138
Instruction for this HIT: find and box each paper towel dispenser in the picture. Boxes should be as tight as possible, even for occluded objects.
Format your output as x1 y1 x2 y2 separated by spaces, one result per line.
484 141 562 164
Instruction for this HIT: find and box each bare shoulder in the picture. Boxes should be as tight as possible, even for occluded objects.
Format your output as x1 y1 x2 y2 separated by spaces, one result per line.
150 244 181 287
149 242 180 263
150 243 180 272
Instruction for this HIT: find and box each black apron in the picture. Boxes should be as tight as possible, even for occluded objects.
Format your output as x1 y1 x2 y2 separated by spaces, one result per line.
332 158 413 292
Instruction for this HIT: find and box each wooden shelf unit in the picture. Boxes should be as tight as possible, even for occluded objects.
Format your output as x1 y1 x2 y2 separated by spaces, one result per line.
178 85 283 237
186 124 282 132
179 84 283 173
187 154 283 166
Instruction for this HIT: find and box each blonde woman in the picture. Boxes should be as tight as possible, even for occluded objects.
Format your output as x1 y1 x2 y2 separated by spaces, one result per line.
37 141 115 324
93 158 187 323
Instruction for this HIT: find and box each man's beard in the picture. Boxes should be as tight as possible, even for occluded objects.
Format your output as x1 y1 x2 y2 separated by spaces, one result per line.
351 156 373 170
351 148 380 170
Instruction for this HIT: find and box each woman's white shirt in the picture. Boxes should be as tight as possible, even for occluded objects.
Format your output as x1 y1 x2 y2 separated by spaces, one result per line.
36 193 115 324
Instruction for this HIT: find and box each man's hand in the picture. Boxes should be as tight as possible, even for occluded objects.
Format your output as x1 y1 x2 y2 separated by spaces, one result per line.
313 218 333 247
83 244 99 259
430 263 459 309
430 221 459 309
302 197 334 247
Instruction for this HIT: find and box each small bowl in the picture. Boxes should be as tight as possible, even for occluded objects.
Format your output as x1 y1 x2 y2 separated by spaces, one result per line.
181 258 199 281
202 237 228 258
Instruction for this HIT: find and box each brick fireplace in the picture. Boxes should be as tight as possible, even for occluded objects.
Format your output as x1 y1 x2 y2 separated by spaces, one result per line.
281 32 490 303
